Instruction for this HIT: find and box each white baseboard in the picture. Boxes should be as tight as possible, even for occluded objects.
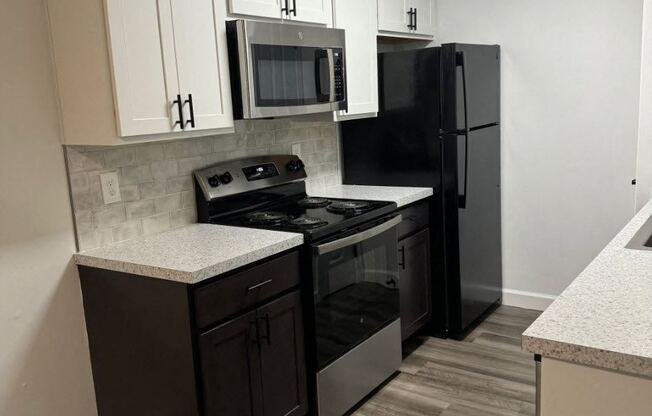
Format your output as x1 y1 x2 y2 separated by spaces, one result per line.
502 288 557 311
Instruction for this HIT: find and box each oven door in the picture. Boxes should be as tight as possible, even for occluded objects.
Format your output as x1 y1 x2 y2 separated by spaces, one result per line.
232 20 346 119
311 215 402 369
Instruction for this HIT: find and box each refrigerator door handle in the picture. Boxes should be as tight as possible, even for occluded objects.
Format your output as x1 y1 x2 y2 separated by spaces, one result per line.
457 51 470 209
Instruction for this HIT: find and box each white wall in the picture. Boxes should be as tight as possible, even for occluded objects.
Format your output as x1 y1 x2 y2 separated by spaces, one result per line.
0 1 97 415
636 0 652 209
435 0 644 307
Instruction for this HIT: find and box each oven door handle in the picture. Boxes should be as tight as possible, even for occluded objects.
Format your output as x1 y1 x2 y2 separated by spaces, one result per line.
314 215 402 255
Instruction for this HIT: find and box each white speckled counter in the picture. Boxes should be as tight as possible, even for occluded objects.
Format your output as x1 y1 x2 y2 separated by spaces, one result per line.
522 200 652 378
314 185 433 208
74 224 304 284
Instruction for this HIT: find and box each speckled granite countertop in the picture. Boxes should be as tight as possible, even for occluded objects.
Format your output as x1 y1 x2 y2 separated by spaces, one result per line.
74 224 304 284
314 185 433 208
522 200 652 378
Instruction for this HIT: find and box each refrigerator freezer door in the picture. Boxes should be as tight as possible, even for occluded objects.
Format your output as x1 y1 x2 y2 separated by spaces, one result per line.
444 125 502 331
442 44 500 132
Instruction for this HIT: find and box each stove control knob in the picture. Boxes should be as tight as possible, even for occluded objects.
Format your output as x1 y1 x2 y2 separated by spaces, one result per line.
207 175 220 188
287 159 305 173
219 172 233 185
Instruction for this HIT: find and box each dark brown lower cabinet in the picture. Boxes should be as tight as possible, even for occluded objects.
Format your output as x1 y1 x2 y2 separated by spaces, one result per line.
399 228 433 340
78 250 307 416
199 310 263 416
200 291 307 416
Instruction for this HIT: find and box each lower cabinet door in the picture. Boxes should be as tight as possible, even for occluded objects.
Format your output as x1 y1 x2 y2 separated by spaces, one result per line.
199 310 263 416
399 228 432 341
257 291 308 416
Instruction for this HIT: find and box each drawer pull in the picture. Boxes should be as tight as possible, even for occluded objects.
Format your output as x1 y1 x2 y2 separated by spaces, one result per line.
246 279 273 292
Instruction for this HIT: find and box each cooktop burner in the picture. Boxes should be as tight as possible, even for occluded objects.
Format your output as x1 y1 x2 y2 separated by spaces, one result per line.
297 197 332 208
214 194 396 242
244 211 290 226
326 200 374 214
288 216 328 229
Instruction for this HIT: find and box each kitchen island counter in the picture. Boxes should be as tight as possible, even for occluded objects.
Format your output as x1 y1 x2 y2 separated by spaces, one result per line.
522 200 652 378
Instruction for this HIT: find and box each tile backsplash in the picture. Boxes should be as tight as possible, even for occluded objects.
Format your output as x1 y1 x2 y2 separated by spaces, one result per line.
66 117 341 251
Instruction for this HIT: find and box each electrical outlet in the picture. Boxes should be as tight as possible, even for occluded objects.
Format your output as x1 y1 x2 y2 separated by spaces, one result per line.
100 171 122 204
291 143 301 158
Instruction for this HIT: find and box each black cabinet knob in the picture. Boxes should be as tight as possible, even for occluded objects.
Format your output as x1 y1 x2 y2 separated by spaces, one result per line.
219 172 233 185
207 175 220 188
287 159 305 172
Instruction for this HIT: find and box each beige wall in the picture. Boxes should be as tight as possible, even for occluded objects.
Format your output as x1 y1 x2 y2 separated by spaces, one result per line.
0 1 97 415
637 0 652 209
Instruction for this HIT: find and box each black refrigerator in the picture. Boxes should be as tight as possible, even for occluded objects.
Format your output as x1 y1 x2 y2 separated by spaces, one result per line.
341 44 502 337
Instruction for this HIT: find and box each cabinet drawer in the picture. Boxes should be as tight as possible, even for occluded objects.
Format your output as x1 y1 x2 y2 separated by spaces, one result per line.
397 200 430 240
194 251 301 328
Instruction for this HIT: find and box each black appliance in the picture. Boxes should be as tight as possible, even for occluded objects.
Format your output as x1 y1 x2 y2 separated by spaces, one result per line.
194 155 402 416
341 44 502 336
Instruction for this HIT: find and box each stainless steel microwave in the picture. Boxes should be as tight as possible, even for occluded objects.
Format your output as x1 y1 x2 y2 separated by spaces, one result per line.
226 20 347 119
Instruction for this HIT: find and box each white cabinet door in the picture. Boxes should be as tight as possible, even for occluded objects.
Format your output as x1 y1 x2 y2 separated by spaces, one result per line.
378 0 409 34
333 0 378 119
292 0 332 25
170 0 234 131
105 0 181 136
228 0 283 19
408 0 435 36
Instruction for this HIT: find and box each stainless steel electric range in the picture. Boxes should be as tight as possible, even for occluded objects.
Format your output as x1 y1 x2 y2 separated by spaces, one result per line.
194 155 402 416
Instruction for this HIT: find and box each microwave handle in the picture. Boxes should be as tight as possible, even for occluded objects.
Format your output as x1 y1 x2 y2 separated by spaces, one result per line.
314 215 402 255
315 49 335 102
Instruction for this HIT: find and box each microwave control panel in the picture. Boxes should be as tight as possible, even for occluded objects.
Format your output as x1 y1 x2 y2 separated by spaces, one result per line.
334 49 345 102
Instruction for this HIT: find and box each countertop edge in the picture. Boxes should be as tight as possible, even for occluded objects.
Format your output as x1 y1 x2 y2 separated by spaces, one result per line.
394 188 434 207
73 234 304 284
522 334 652 378
315 185 434 208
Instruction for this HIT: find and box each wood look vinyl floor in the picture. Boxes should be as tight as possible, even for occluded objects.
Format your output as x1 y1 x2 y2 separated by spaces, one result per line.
353 305 542 416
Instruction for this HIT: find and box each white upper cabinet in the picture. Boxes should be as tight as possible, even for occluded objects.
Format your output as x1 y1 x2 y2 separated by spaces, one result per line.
47 0 234 145
228 0 284 20
408 0 435 36
333 0 378 120
292 0 332 25
169 0 233 131
105 0 180 137
229 0 332 25
378 0 409 33
377 0 435 38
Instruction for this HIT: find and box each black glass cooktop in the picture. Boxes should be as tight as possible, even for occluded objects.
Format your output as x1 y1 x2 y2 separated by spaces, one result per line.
215 196 397 242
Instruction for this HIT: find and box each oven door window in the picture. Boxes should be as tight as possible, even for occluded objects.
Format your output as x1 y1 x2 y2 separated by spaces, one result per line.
251 44 332 107
312 225 400 369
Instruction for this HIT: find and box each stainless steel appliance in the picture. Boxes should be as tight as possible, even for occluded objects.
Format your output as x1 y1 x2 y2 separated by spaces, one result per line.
194 155 401 416
225 20 347 119
341 44 502 337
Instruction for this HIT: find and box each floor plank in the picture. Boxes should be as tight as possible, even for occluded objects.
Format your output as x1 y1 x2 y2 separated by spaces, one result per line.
352 306 541 416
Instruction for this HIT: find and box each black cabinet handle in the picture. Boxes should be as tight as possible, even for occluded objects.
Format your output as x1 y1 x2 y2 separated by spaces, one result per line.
281 0 289 15
184 94 195 129
290 0 296 16
407 8 414 30
260 314 271 345
398 246 406 270
172 94 184 128
414 8 418 31
456 51 470 209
